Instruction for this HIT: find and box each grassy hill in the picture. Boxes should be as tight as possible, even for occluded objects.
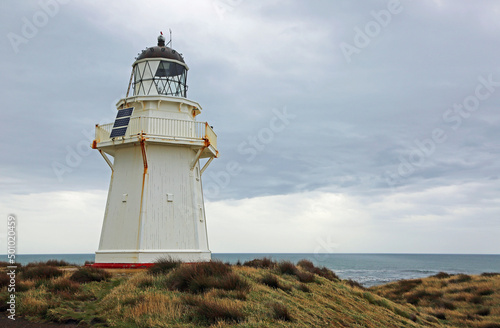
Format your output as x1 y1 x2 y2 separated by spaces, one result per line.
1 259 499 327
372 272 500 328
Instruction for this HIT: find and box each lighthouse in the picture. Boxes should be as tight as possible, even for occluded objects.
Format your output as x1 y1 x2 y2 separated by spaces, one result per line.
91 33 218 266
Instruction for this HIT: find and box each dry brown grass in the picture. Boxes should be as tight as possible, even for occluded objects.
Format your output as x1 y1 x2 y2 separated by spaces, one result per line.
18 287 51 316
125 292 184 321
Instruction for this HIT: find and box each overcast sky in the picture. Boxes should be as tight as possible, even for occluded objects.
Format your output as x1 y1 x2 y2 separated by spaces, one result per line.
1 0 499 255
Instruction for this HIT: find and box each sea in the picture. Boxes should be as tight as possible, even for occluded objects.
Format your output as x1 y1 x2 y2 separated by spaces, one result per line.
7 253 500 287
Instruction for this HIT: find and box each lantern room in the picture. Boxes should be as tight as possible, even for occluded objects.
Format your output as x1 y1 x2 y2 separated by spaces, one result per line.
132 33 188 97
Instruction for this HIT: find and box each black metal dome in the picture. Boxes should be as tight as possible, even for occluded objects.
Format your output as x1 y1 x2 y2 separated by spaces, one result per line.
135 34 185 63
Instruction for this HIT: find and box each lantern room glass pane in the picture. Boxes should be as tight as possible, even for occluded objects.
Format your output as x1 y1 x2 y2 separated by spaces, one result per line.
155 61 186 77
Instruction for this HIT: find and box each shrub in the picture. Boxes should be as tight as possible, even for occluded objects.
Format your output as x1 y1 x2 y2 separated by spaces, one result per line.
148 257 181 275
243 257 275 268
432 272 451 279
277 261 297 275
21 265 63 280
345 279 366 290
481 272 500 277
270 302 293 321
194 299 245 324
69 267 111 283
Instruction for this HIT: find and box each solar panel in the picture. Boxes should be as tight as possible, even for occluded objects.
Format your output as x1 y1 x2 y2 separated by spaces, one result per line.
110 107 134 138
117 107 134 118
110 127 128 138
113 117 131 128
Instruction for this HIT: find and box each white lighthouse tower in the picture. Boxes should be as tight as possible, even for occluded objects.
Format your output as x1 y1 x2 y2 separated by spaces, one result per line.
91 34 218 266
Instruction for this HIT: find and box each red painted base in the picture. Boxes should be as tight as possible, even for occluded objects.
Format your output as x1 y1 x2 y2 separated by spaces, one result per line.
89 263 155 269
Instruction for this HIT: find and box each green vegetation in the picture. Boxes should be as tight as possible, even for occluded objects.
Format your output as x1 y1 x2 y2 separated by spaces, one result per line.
1 259 499 327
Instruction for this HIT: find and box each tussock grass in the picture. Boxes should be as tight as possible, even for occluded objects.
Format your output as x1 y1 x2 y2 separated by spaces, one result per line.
147 256 181 275
345 279 366 290
70 266 111 283
126 292 184 322
166 261 250 294
450 274 473 283
295 270 315 283
373 271 500 327
297 259 315 270
18 287 51 317
21 265 63 280
48 277 81 294
302 264 340 281
191 297 246 324
432 272 451 279
296 283 311 293
44 259 74 267
270 302 293 321
243 257 275 268
277 261 297 275
23 259 74 268
477 323 500 328
261 273 280 289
